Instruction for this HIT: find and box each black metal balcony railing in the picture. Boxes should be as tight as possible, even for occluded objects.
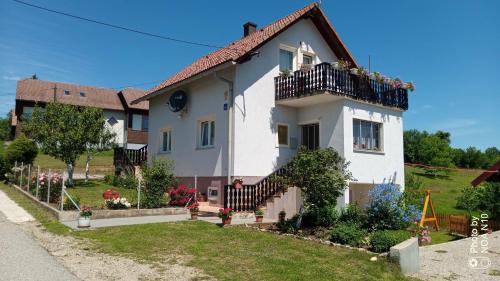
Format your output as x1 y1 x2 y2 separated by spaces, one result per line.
274 62 409 110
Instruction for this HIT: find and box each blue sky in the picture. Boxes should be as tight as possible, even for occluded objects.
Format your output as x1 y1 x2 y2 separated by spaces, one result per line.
0 0 498 150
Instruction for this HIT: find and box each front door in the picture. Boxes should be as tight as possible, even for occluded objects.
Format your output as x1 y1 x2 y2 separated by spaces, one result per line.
301 123 319 150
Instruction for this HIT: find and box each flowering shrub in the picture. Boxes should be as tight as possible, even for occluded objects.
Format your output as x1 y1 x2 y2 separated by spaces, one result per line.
187 202 199 213
80 207 92 218
105 197 131 209
218 208 234 219
38 172 64 203
102 189 121 200
420 226 432 244
169 185 196 206
366 184 421 230
141 158 177 208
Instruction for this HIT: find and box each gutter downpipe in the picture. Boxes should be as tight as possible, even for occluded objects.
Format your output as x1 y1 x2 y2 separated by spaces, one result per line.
214 72 234 186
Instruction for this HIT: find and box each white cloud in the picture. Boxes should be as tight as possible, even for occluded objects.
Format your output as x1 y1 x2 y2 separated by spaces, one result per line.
434 118 477 130
2 75 20 81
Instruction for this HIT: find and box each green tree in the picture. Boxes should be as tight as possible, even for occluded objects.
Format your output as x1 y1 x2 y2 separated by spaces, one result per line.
484 147 500 168
5 136 38 167
419 134 453 167
80 107 116 182
276 147 352 208
462 147 486 169
23 103 113 185
0 112 13 141
403 129 428 163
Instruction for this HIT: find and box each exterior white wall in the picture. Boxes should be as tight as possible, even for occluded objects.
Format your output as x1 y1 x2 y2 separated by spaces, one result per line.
342 100 405 188
233 18 338 177
148 73 231 177
103 110 126 146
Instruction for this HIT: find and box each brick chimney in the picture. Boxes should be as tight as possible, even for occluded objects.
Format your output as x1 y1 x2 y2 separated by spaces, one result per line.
243 22 257 37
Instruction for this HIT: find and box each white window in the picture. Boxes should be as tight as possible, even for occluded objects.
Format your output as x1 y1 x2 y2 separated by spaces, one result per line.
353 119 382 151
279 49 294 72
303 54 313 65
161 130 172 152
132 114 142 131
277 123 289 146
199 120 215 148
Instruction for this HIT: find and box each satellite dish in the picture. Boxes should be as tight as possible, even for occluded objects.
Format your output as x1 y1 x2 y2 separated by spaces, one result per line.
168 90 187 112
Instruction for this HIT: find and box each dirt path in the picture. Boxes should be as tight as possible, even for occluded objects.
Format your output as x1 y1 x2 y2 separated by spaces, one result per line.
18 221 214 281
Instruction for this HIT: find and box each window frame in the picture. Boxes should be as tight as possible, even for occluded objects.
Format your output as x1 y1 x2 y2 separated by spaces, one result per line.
352 118 383 152
276 123 290 147
160 129 172 153
279 44 297 72
131 114 142 131
198 118 215 149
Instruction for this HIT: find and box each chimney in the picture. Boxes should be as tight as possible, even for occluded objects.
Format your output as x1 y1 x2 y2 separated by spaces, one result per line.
243 22 257 37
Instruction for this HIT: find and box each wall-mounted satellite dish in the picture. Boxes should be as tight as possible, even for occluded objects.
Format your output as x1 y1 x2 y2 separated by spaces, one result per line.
168 90 187 112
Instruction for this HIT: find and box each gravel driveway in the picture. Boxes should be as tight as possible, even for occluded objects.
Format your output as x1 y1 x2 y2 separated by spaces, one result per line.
0 211 80 281
415 230 500 281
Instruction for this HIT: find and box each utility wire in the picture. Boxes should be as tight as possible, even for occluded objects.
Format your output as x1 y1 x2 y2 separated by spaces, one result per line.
12 0 241 50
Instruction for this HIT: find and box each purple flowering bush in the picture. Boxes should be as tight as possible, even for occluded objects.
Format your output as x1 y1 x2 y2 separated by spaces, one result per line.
366 184 421 231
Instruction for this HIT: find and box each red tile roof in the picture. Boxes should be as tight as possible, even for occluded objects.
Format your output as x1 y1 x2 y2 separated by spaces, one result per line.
136 2 356 102
471 160 500 187
16 79 147 111
120 88 149 110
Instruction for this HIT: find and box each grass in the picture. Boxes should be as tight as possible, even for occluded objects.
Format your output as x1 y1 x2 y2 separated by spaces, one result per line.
405 165 482 215
430 230 460 245
1 181 415 281
0 182 71 235
67 180 138 209
33 150 113 173
74 222 416 281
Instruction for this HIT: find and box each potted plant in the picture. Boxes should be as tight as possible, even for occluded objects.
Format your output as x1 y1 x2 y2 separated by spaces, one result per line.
392 77 403 89
78 207 92 228
336 59 351 71
218 208 234 225
233 178 243 189
255 208 264 223
279 69 291 78
187 202 199 220
404 81 416 91
278 210 286 223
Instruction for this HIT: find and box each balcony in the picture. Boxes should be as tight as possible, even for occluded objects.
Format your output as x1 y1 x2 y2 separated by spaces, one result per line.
274 62 408 110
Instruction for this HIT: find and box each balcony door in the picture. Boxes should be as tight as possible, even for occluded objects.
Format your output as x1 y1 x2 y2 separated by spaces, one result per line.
301 123 319 150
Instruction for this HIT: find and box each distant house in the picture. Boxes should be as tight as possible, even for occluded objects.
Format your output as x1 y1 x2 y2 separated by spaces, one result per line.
471 160 500 187
133 3 410 218
13 78 149 148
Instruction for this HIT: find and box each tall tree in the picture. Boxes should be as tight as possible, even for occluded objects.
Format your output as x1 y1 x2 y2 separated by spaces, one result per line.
23 103 114 185
80 107 115 182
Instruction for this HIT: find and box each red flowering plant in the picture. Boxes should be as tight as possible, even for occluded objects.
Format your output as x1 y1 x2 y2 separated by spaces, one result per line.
218 208 234 219
169 185 197 206
102 189 121 200
80 207 92 218
187 202 199 213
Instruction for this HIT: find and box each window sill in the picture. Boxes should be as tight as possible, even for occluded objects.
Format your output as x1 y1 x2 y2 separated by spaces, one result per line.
158 151 171 155
196 146 214 150
353 149 385 155
276 144 289 148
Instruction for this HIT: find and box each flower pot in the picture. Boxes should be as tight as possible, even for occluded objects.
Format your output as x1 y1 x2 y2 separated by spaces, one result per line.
78 216 91 228
235 182 242 189
190 212 198 220
255 215 263 223
278 213 286 223
222 217 232 225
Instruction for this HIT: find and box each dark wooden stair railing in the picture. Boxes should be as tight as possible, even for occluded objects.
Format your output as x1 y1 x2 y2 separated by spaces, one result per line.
113 145 148 175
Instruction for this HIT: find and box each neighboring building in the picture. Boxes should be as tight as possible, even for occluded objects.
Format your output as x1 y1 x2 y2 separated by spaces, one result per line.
13 78 149 148
471 160 500 187
134 3 410 217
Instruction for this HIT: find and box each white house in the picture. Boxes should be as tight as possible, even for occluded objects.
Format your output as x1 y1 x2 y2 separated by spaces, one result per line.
134 3 409 217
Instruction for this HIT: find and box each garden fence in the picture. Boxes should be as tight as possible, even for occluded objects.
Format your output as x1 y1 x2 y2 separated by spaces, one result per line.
427 213 500 237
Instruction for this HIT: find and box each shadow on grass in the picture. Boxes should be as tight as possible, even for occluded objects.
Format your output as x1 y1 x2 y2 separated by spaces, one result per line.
414 172 450 180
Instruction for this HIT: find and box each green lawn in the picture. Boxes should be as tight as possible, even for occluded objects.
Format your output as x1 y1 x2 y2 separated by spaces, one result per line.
33 150 114 173
0 182 414 281
67 180 138 209
74 222 415 281
405 165 482 215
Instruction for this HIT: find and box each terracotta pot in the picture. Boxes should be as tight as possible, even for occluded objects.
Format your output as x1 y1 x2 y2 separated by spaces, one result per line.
223 217 232 225
255 215 263 223
190 212 198 220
